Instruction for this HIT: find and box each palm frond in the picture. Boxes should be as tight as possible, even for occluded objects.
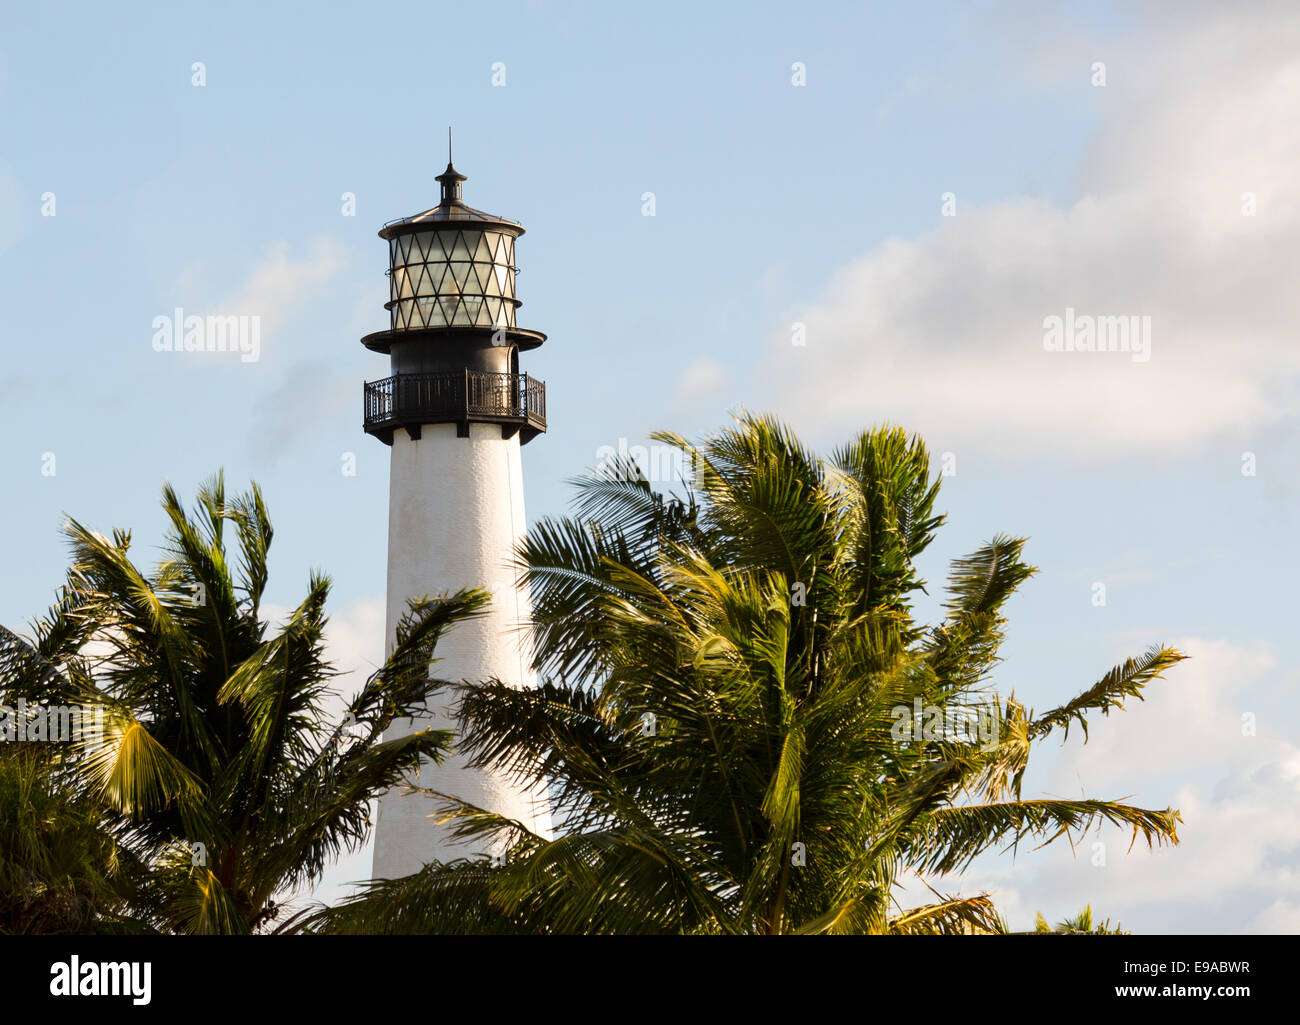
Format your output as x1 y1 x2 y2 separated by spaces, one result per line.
1031 646 1186 742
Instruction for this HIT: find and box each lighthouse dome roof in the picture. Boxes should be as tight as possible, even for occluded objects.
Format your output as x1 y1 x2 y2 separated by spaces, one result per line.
379 160 523 240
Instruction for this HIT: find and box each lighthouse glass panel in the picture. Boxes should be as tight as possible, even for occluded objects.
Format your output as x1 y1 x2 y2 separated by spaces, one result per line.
388 229 518 331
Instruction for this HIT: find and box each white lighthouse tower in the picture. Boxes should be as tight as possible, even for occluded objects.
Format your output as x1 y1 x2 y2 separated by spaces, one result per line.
363 150 552 878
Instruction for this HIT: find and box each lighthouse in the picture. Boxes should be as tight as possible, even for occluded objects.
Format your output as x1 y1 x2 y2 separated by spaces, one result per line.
363 147 552 878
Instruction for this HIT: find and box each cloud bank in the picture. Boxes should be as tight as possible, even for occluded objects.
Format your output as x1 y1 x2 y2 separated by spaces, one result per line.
760 4 1300 459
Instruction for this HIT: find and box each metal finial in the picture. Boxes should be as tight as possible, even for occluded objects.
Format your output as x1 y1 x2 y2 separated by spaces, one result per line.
435 134 467 205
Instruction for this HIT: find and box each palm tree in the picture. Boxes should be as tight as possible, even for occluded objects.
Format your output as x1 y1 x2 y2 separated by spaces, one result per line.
1032 906 1127 935
0 608 150 935
0 742 148 934
0 473 488 933
312 414 1183 934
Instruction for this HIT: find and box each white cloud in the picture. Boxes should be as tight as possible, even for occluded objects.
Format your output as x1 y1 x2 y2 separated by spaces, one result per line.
674 356 727 410
194 236 346 364
220 237 344 329
321 595 387 708
156 237 346 376
1044 637 1281 786
760 4 1300 459
1247 899 1300 934
920 637 1300 933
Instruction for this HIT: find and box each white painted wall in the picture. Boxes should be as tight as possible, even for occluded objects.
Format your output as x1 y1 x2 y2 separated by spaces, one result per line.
371 421 552 880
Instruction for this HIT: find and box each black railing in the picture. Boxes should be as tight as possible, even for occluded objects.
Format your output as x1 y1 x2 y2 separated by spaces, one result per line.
363 370 546 441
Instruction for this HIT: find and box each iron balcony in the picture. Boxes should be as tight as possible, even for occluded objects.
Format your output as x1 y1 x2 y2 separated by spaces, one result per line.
363 369 546 446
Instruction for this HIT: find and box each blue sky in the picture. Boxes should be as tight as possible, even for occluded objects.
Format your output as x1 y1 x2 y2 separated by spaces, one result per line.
3 0 1298 932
